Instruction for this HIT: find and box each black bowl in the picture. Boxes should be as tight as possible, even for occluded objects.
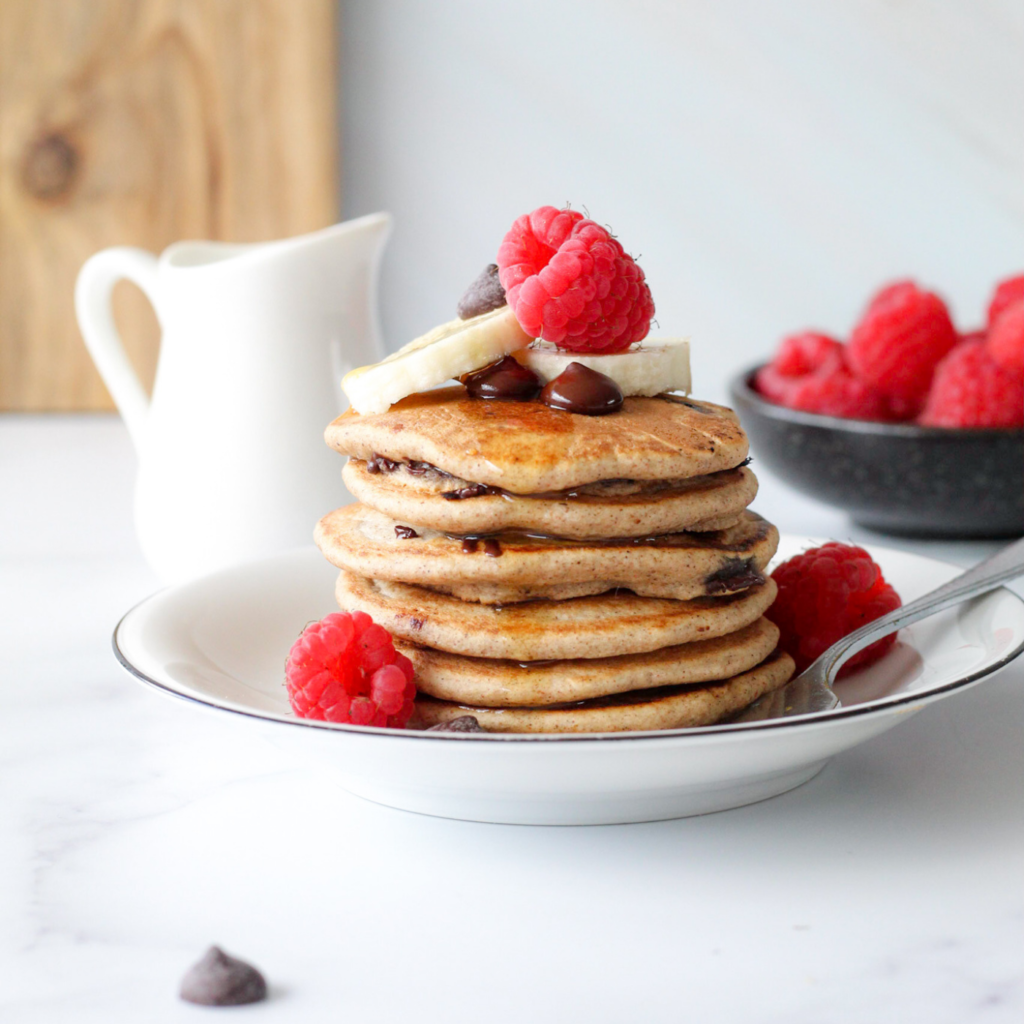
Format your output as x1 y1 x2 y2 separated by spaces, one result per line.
729 366 1024 539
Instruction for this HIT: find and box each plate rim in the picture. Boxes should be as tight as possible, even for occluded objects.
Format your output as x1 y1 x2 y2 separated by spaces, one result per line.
112 541 1024 744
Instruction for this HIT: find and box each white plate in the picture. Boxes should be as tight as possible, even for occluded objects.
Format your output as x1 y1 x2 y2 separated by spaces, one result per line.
113 537 1024 825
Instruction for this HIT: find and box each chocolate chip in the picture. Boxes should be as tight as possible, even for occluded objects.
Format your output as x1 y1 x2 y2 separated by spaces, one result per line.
539 363 623 415
462 355 541 401
394 525 419 539
483 538 502 557
457 264 507 319
427 715 486 732
461 538 479 553
179 946 267 1007
442 482 498 500
704 558 765 595
366 454 398 474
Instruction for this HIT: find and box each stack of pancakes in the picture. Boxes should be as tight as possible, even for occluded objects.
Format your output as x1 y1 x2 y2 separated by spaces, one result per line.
315 387 795 732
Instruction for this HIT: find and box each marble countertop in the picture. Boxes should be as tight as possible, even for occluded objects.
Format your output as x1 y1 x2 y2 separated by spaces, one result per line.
2 414 1022 1023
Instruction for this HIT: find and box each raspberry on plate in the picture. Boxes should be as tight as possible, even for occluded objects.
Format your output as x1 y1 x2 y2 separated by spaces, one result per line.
496 205 655 354
987 274 1024 329
768 543 902 676
847 280 958 418
985 302 1024 379
755 331 890 420
285 611 416 727
918 339 1024 428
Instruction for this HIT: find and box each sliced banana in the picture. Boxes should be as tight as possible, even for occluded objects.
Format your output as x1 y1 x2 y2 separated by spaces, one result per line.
343 307 533 415
514 338 691 397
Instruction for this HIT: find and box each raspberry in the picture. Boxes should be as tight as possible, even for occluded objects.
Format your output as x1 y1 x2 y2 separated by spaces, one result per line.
285 611 416 727
770 332 843 377
847 280 958 418
918 339 1024 428
768 543 902 676
987 274 1024 329
755 332 890 420
496 205 655 354
985 303 1024 378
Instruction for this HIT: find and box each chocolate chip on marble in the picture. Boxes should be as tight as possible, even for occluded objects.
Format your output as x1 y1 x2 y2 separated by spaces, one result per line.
179 946 268 1006
457 263 507 319
427 715 486 733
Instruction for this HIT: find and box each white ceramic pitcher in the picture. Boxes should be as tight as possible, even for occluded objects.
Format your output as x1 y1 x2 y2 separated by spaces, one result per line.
76 213 391 583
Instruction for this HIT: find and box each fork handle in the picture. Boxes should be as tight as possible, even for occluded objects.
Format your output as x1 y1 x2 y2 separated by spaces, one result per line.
821 535 1024 677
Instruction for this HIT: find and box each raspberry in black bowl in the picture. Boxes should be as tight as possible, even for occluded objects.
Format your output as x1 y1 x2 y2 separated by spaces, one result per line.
729 275 1024 539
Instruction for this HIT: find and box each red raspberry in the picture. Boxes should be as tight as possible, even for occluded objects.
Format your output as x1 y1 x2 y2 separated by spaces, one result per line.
847 280 958 418
496 205 655 354
918 339 1024 428
285 611 416 727
785 364 891 420
985 303 1024 378
755 332 890 420
770 332 843 377
768 543 902 676
987 274 1024 329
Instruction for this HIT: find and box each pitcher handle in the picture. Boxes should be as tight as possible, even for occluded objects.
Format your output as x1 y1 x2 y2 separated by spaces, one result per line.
75 247 160 453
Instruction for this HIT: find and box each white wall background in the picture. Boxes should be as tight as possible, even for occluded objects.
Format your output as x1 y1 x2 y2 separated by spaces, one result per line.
339 0 1023 404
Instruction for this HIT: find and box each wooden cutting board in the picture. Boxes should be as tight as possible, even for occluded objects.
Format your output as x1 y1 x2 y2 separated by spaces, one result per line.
0 0 338 410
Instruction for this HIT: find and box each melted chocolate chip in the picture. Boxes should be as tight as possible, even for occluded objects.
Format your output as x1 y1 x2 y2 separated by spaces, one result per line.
427 715 486 733
394 525 419 539
539 363 623 415
483 538 502 557
461 538 479 553
366 453 398 474
704 558 765 595
457 264 507 319
442 482 500 501
463 355 542 401
179 946 267 1007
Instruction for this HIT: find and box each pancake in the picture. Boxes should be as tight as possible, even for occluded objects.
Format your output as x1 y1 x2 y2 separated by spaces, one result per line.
397 618 780 706
334 569 777 661
342 459 756 539
411 650 795 733
325 388 748 493
316 506 778 604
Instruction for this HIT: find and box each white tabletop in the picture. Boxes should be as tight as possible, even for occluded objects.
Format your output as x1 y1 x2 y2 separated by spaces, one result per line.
2 414 1022 1023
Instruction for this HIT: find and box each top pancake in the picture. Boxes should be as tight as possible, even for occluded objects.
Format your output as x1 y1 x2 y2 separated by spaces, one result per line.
325 388 748 493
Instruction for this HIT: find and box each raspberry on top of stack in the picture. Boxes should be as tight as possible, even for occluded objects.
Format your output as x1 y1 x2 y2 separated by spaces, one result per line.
312 205 796 733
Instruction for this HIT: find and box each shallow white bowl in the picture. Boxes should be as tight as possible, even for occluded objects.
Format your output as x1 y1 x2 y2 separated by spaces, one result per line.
114 538 1024 825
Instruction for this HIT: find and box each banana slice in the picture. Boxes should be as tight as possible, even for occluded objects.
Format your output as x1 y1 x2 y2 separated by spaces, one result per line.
343 307 533 415
514 338 691 396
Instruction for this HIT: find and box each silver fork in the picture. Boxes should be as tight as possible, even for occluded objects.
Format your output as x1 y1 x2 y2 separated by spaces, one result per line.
733 534 1024 722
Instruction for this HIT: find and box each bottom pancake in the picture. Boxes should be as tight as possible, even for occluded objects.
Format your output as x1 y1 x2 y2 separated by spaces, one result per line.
396 618 780 706
411 650 795 733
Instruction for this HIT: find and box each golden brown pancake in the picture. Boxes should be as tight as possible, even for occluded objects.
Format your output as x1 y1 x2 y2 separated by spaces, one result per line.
334 569 777 661
341 459 756 539
411 650 795 733
397 618 780 706
316 506 777 603
325 388 748 492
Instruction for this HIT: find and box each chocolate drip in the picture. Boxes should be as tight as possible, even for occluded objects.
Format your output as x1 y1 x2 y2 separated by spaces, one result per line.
539 363 623 415
461 538 479 554
394 525 419 539
483 538 503 557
